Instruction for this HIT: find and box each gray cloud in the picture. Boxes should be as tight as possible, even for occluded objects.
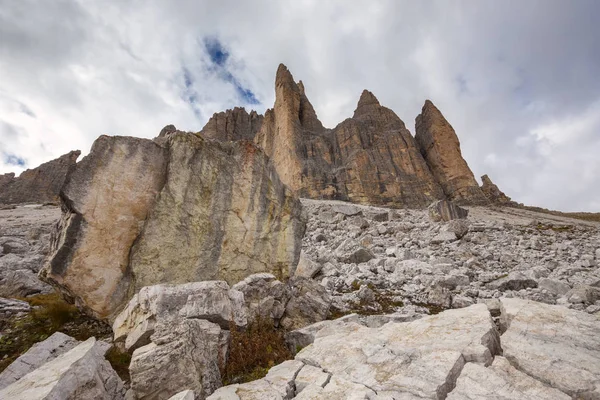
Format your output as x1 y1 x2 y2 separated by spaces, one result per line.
0 0 598 211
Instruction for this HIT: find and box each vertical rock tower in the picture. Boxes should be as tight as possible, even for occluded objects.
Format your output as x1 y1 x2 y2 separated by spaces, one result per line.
415 100 489 204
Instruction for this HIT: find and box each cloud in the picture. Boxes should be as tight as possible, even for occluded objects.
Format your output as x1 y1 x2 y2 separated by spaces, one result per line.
0 0 598 211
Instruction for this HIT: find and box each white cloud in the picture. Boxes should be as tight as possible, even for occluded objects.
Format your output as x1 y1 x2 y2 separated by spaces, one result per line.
0 0 599 211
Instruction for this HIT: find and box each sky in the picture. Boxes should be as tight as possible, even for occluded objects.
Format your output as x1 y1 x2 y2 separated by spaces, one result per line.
1 0 599 212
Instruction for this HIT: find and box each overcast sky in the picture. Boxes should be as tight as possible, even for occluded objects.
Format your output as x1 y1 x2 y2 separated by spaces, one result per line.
1 0 599 212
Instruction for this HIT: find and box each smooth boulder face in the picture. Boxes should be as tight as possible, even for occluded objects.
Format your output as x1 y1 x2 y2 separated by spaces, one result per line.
0 337 124 400
40 136 169 320
415 101 488 204
41 132 305 320
0 150 80 205
130 133 304 292
500 298 600 399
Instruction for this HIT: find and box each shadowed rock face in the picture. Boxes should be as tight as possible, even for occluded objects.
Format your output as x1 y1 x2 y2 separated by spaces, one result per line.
415 100 489 204
209 65 445 208
0 151 81 205
41 132 304 321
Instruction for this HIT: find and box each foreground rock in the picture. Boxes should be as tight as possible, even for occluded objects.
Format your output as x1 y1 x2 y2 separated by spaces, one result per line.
0 150 80 205
115 276 329 400
0 337 124 400
501 298 600 399
209 299 600 399
0 332 79 389
41 132 304 320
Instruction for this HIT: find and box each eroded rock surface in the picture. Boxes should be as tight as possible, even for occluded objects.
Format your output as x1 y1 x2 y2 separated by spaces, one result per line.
481 174 513 205
199 107 263 142
41 132 304 320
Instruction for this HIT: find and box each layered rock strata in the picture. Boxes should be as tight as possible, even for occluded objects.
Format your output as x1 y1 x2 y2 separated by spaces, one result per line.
0 151 80 205
41 131 305 320
415 100 488 204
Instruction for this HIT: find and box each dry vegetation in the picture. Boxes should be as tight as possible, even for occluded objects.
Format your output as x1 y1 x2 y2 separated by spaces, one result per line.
0 292 112 374
220 318 292 385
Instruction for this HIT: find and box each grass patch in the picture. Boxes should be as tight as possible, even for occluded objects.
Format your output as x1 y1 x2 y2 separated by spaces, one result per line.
105 346 132 382
220 318 292 385
0 292 112 374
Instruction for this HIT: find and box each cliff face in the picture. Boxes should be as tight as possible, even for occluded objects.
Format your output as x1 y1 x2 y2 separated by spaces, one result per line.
0 151 81 205
41 131 304 320
205 64 447 208
415 101 488 204
199 107 264 141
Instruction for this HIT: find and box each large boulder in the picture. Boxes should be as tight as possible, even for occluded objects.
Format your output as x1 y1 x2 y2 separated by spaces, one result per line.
113 281 247 352
280 277 331 331
41 132 305 320
231 273 289 325
500 298 600 398
0 337 125 400
0 150 80 205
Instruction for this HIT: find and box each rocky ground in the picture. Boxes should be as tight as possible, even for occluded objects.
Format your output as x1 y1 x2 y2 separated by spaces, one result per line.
300 198 600 319
0 205 59 299
1 200 600 399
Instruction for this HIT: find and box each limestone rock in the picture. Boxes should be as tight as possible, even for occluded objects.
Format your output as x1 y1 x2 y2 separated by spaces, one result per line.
487 271 538 291
284 314 364 354
280 277 331 330
448 356 570 400
428 200 468 222
113 281 247 352
40 135 169 320
415 100 488 204
294 252 322 279
500 298 600 398
480 174 513 204
295 304 500 398
168 390 195 400
231 273 289 325
199 107 263 142
0 150 80 205
564 284 600 305
537 278 571 296
130 319 223 400
0 297 31 320
0 337 125 400
41 132 304 320
0 332 79 389
253 64 445 208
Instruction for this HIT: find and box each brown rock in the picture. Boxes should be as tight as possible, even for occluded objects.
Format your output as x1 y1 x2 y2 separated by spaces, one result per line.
252 65 445 208
41 131 304 321
415 100 488 204
480 174 512 204
0 151 80 205
199 107 263 141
